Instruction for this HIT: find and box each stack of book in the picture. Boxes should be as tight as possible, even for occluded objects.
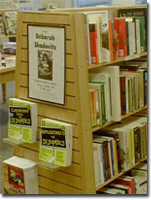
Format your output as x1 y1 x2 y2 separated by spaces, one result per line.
0 11 17 36
97 162 147 194
93 116 147 188
120 61 147 115
85 8 147 65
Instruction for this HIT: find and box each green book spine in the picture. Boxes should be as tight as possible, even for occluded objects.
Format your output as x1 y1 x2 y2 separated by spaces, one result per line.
142 129 146 158
135 16 146 52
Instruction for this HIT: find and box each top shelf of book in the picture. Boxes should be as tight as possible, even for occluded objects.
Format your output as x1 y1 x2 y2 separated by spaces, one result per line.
88 52 147 70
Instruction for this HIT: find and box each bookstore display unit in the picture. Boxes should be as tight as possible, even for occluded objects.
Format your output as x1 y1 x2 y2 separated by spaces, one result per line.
12 5 147 194
0 9 17 103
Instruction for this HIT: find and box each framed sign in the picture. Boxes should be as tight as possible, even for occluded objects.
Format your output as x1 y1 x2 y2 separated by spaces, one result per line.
28 25 65 106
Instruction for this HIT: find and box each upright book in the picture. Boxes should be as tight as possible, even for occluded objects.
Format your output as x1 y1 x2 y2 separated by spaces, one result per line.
8 98 37 143
2 11 17 35
39 119 73 167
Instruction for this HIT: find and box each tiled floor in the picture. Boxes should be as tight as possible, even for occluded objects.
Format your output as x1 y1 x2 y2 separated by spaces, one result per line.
0 82 15 194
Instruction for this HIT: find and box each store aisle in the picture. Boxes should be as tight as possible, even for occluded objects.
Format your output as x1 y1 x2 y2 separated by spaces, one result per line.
0 82 15 194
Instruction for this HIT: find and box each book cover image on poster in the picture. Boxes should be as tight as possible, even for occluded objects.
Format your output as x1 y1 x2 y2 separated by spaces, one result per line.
28 25 65 105
38 50 53 81
8 98 37 144
39 119 73 167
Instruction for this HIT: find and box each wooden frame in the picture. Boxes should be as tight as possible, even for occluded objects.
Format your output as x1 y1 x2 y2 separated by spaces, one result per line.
14 5 147 194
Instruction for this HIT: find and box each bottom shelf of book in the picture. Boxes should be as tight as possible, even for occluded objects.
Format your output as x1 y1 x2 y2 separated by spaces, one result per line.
96 156 147 191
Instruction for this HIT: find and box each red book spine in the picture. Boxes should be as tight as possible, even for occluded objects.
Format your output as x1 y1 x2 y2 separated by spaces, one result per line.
118 18 127 57
89 23 99 64
120 76 126 115
109 19 114 61
114 19 120 59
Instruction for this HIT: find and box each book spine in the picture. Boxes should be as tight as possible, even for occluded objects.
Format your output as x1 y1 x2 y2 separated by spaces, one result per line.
136 17 146 52
134 127 139 163
95 89 100 125
120 76 126 115
131 129 135 165
144 71 147 105
118 18 127 57
114 19 120 59
137 127 141 160
102 142 108 181
89 91 94 127
141 125 146 158
100 84 106 125
109 19 114 61
101 144 106 183
105 141 111 180
126 21 129 55
85 16 91 65
92 90 97 126
110 140 115 176
89 23 99 64
135 19 141 54
125 78 129 114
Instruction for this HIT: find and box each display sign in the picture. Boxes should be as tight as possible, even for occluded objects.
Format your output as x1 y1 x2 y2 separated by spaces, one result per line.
28 25 65 106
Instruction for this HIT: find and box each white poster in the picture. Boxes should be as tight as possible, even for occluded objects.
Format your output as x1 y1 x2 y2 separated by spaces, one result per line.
28 25 65 105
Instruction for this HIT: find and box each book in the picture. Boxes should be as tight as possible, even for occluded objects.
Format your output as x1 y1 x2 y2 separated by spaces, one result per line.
85 11 114 63
97 187 126 194
108 183 131 194
8 98 37 144
93 146 100 187
89 22 99 64
0 14 5 36
3 156 38 194
90 73 112 122
2 11 17 35
114 176 135 194
39 119 73 167
120 75 126 115
114 18 127 57
89 66 121 122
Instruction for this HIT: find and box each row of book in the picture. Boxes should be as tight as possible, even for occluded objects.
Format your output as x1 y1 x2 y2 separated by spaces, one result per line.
97 162 147 194
120 60 147 115
8 98 73 167
85 8 147 65
89 60 147 127
0 11 17 36
93 115 147 188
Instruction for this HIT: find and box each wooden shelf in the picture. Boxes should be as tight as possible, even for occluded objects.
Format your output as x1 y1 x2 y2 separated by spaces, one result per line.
92 106 147 132
0 35 16 39
0 65 15 74
96 157 147 191
88 52 147 70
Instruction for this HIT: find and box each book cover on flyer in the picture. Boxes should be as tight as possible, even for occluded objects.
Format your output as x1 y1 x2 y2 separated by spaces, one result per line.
28 25 65 105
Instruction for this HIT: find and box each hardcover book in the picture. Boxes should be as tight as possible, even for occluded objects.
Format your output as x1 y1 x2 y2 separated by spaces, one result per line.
8 98 37 143
39 119 73 167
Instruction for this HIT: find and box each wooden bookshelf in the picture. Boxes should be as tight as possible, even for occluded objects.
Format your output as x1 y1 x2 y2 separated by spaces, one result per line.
96 156 147 191
12 5 147 194
88 52 147 70
92 105 147 132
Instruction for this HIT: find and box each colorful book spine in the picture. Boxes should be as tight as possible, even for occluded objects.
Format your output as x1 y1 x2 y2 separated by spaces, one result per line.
114 19 120 58
89 23 99 64
118 18 127 57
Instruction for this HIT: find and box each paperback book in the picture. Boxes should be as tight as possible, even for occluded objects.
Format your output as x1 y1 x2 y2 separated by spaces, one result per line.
8 98 37 143
39 119 73 167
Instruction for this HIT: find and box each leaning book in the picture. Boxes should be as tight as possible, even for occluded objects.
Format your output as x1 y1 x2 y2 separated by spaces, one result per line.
3 156 39 194
39 119 73 167
8 98 37 143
